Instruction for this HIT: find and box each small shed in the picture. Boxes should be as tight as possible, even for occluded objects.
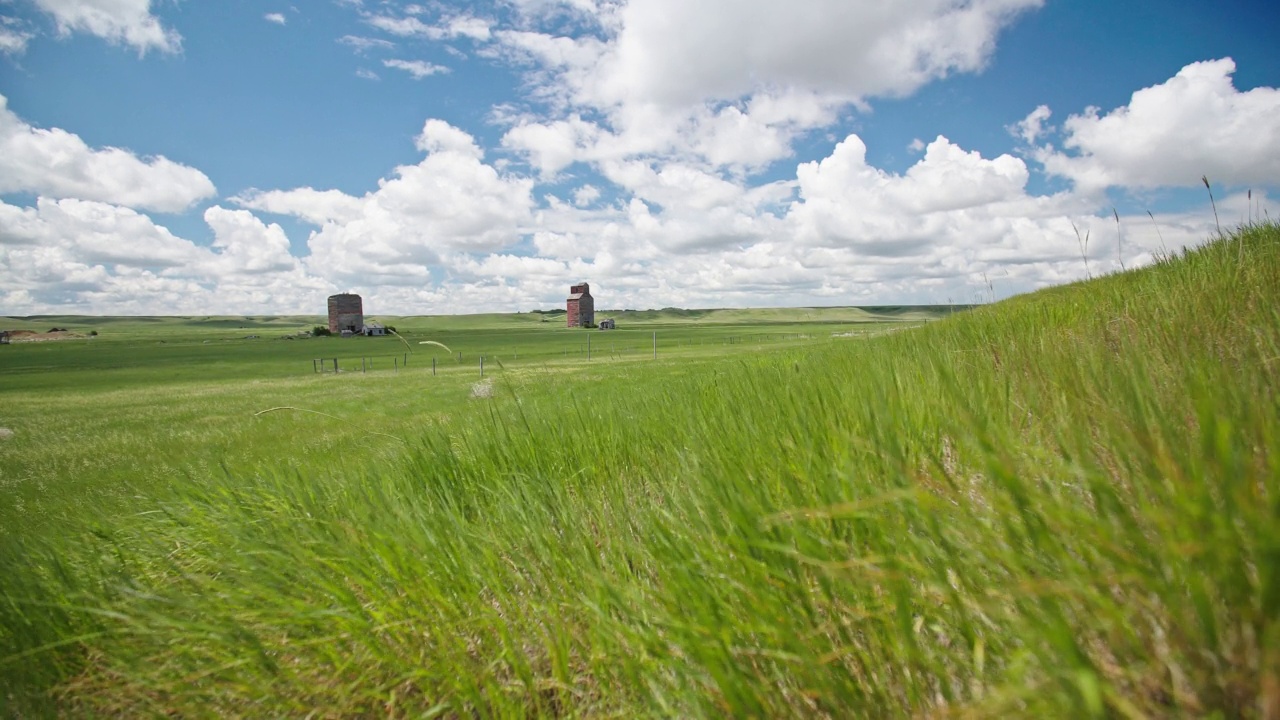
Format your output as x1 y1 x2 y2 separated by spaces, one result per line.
362 322 387 336
0 331 9 345
598 319 615 330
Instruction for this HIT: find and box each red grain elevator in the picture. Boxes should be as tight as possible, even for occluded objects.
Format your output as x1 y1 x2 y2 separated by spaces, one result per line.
566 283 594 328
327 293 364 335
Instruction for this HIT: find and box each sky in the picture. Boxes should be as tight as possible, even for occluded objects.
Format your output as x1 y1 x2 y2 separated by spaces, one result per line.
1 0 1278 316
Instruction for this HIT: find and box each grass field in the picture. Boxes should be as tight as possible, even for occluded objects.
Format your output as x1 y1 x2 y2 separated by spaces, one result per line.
1 226 1277 717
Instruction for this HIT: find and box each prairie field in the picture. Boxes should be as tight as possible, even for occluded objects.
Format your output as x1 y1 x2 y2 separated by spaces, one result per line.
1 225 1278 717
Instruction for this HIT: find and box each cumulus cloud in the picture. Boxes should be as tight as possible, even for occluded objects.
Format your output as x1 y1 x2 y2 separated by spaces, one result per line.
233 188 365 225
492 1 1038 177
264 12 286 25
0 95 216 212
383 58 450 79
790 134 1033 245
32 0 180 54
416 119 483 157
203 206 298 274
1011 104 1051 144
572 184 600 207
0 197 202 268
501 115 602 176
1036 59 1280 191
589 0 1041 108
243 121 534 285
0 198 335 314
501 89 839 175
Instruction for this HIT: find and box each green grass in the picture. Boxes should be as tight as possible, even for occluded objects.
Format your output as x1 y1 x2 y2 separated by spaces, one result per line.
1 226 1278 717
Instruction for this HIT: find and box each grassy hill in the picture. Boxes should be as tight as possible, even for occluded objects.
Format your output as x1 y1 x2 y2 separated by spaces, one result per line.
1 225 1276 717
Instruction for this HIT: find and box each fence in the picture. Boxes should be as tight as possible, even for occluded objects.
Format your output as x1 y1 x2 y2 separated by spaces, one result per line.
313 354 410 374
308 330 847 378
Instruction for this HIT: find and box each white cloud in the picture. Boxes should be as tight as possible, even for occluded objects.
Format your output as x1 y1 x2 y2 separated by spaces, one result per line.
365 10 491 41
246 121 534 286
365 13 432 37
0 94 216 212
415 119 482 157
572 184 600 207
355 68 380 81
491 1 1038 176
264 12 286 26
0 197 202 268
0 16 34 54
203 206 298 274
32 0 180 54
1012 104 1051 144
1037 59 1280 191
339 34 395 53
788 134 1040 251
501 115 601 176
233 188 365 225
500 89 840 175
0 198 336 314
569 0 1042 108
441 16 491 41
383 58 450 79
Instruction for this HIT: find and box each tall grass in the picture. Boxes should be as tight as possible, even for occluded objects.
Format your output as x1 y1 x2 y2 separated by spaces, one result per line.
2 224 1278 717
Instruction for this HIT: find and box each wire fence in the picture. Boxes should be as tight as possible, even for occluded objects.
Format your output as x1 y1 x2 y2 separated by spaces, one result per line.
307 330 855 378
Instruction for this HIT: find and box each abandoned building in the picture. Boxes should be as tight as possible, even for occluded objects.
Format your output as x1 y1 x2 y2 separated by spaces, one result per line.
566 283 595 328
362 322 387 336
327 293 364 335
599 318 615 330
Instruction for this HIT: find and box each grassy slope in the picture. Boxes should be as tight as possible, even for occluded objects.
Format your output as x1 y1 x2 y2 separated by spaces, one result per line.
0 317 897 535
1 226 1278 717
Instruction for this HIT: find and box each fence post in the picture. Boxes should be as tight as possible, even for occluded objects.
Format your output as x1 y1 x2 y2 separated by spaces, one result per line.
480 356 484 378
362 357 366 373
395 356 398 373
333 358 338 373
653 331 657 359
312 358 317 374
433 357 437 376
404 353 407 367
588 334 591 361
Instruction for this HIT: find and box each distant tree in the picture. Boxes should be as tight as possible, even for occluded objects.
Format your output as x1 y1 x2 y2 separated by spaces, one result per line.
88 330 98 337
312 326 332 336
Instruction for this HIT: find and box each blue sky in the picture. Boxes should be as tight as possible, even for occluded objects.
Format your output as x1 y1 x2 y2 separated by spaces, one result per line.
1 0 1278 315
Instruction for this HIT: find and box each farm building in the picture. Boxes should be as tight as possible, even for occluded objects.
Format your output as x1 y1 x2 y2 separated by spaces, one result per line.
362 322 387 336
0 331 9 345
327 293 364 335
566 283 595 328
599 318 615 330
